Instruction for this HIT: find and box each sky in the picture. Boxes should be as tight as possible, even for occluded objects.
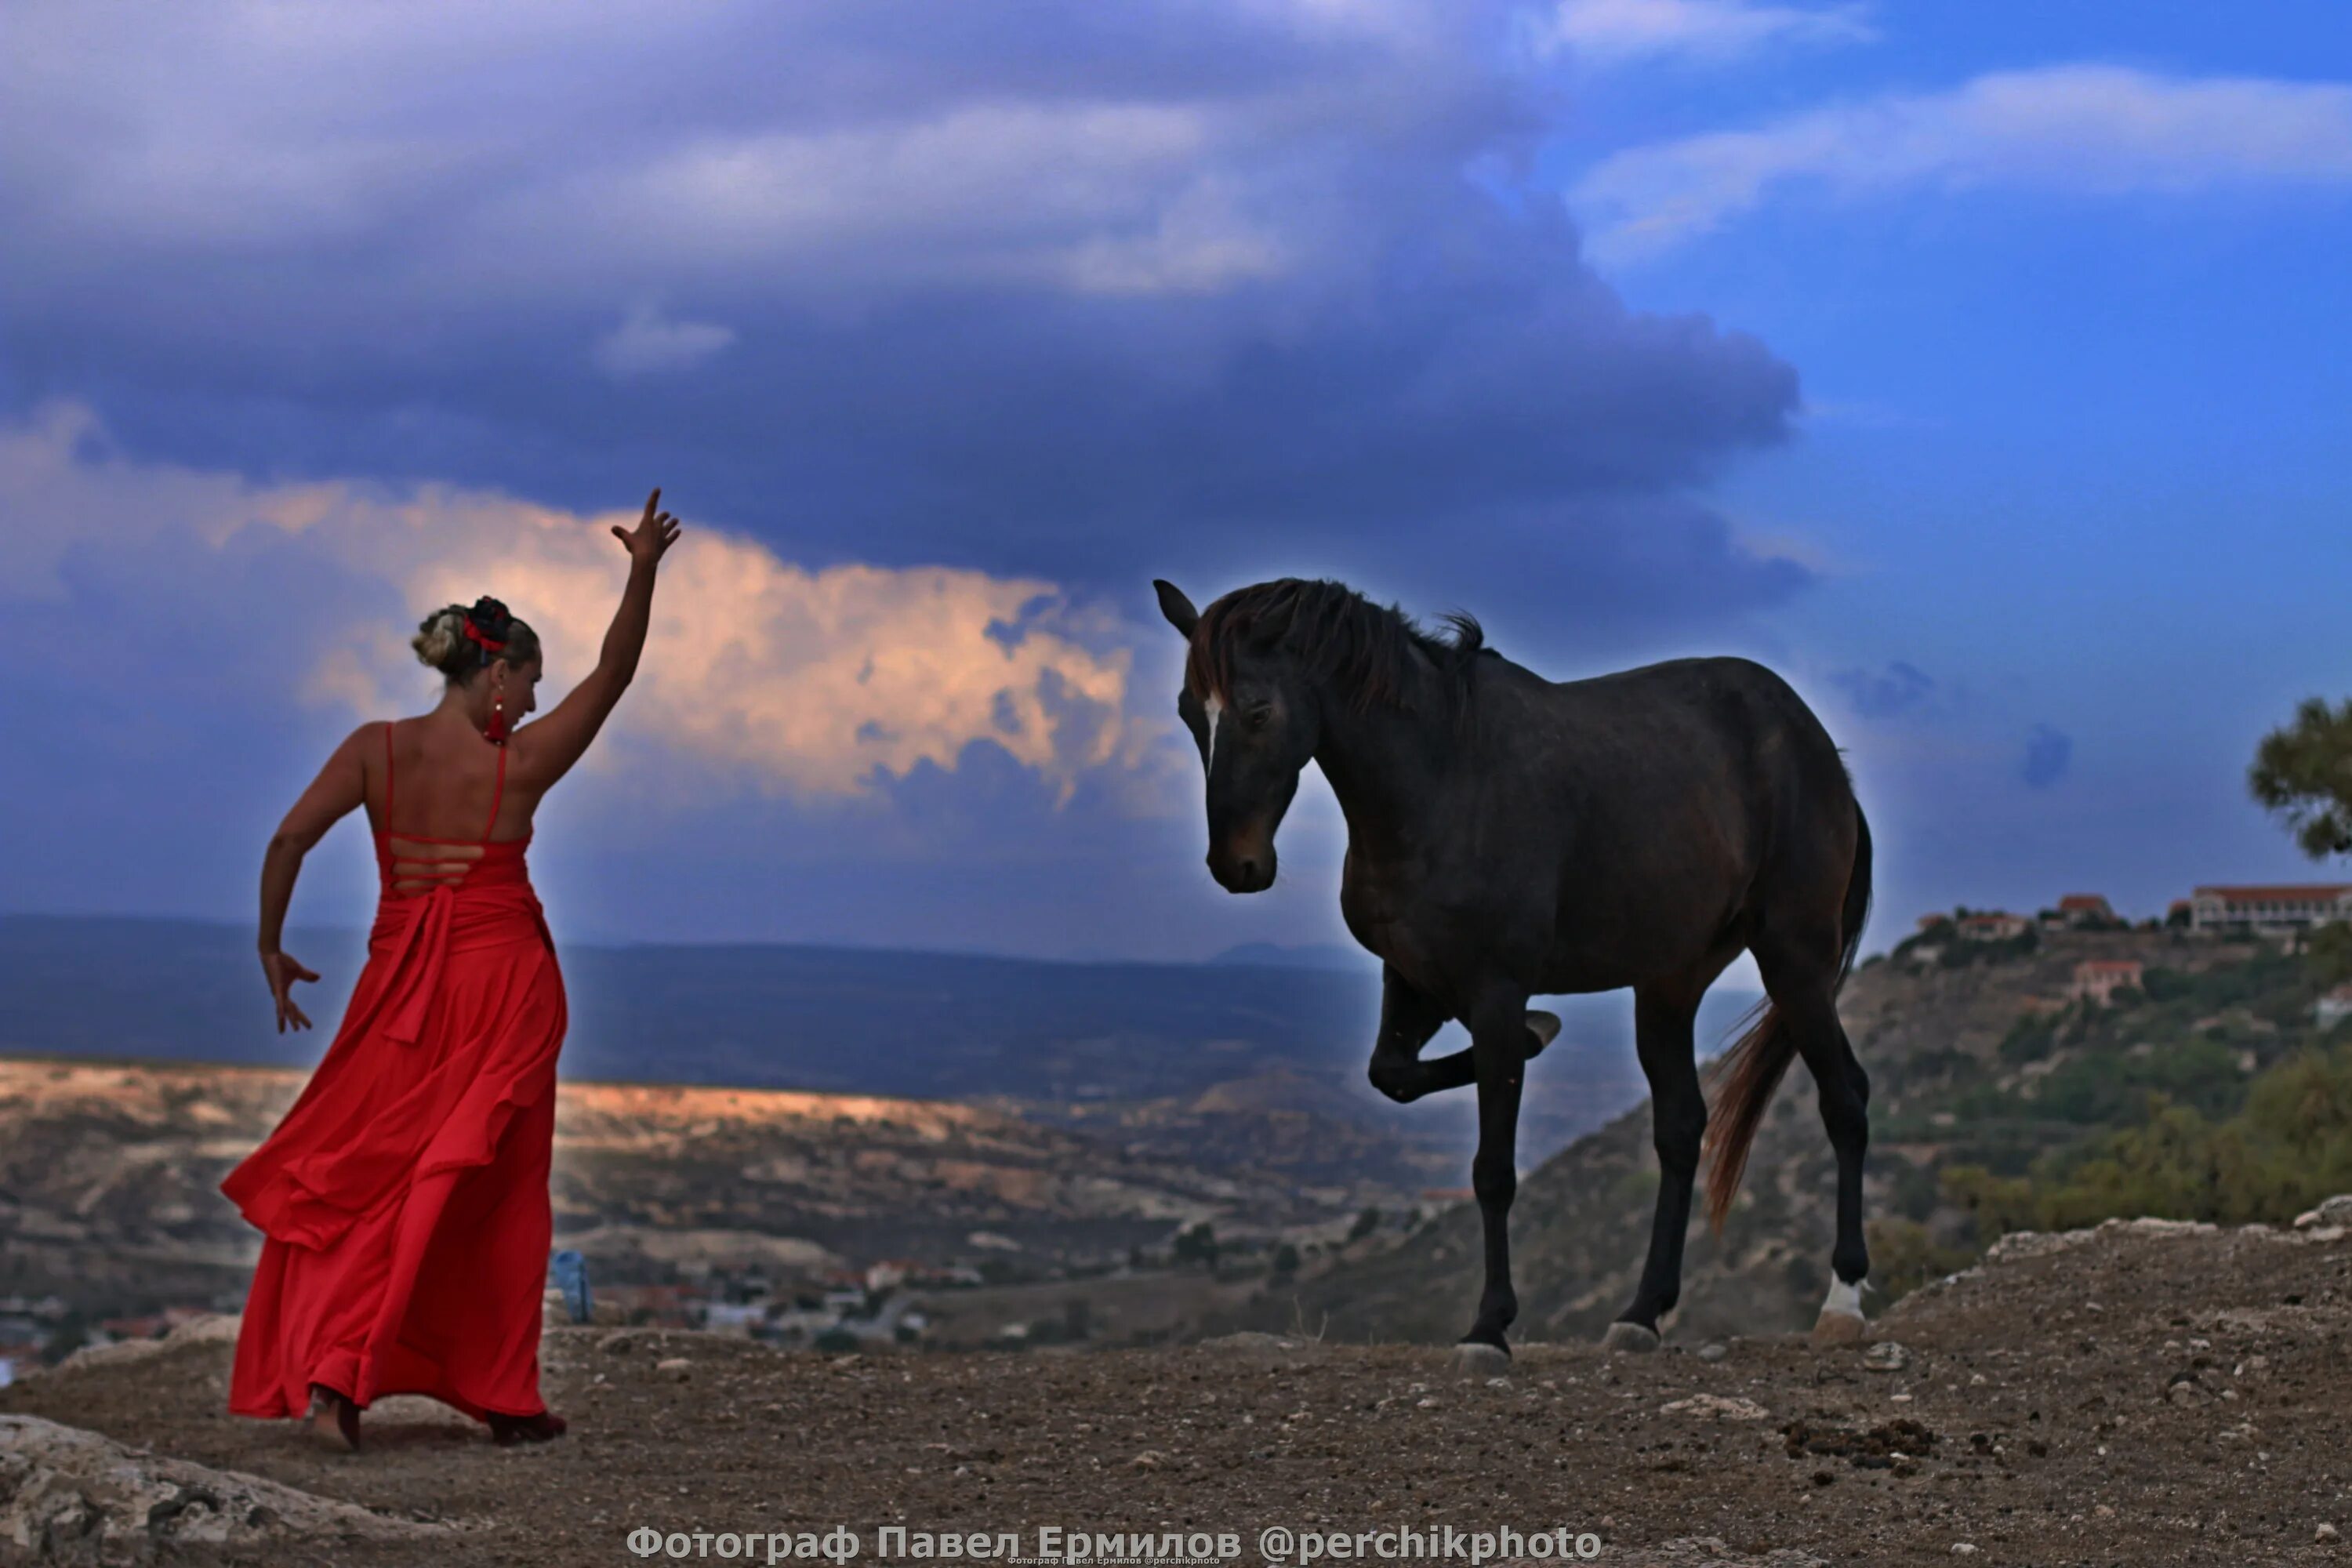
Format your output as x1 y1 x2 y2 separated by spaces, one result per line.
4 0 2350 967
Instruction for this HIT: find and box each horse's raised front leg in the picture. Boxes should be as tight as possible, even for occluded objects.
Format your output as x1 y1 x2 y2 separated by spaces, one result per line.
1366 965 1446 1102
1457 990 1531 1370
1369 967 1559 1104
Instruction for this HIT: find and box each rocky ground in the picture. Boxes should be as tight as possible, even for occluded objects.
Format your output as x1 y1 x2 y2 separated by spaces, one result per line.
6 1211 2351 1567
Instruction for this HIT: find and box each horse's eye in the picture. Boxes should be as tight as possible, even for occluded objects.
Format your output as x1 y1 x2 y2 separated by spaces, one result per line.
1245 705 1273 732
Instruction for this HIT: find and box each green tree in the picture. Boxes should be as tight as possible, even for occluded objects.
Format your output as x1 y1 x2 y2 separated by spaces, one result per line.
1171 1221 1219 1267
2251 697 2352 858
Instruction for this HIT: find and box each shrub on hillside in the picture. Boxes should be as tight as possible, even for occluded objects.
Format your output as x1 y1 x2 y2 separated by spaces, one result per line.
1943 1042 2352 1239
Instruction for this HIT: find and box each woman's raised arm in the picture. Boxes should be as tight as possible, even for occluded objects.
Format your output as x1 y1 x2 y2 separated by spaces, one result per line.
258 723 372 1031
514 488 681 787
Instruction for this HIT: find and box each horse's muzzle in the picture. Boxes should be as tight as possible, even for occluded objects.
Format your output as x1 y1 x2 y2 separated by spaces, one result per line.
1209 843 1277 895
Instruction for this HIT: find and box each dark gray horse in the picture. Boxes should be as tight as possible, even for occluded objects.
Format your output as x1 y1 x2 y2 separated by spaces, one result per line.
1153 577 1872 1366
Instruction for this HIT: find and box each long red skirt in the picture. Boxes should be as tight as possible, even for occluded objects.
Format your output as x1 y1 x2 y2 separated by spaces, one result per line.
223 866 565 1421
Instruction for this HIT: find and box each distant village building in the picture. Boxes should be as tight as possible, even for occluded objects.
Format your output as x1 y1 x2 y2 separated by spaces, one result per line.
2069 959 2143 1007
1957 912 2031 942
2052 894 2116 927
1914 910 2030 942
864 1260 915 1294
2189 884 2352 934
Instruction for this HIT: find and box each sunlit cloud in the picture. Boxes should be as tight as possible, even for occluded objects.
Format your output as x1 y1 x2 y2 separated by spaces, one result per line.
3 401 1142 800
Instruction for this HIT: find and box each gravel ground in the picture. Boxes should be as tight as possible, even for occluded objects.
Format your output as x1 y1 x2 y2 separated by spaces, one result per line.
5 1218 2350 1568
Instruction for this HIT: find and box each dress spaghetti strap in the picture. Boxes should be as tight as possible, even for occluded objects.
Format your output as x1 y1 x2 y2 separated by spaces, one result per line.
482 742 507 844
383 721 397 822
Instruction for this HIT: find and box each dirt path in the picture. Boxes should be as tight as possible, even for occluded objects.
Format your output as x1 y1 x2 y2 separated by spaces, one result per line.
5 1219 2350 1567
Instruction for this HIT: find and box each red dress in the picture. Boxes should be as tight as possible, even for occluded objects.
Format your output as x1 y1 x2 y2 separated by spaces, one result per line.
223 726 567 1421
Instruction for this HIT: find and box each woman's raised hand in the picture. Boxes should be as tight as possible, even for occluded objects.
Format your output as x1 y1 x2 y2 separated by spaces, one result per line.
612 488 683 567
261 950 321 1033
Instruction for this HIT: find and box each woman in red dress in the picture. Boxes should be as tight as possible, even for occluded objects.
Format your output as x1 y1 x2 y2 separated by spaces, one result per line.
223 489 681 1451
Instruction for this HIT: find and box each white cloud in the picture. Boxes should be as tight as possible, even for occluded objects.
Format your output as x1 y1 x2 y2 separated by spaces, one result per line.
2 401 1142 800
1526 0 1871 68
593 303 736 378
0 5 1384 303
1574 65 2352 263
475 101 1294 299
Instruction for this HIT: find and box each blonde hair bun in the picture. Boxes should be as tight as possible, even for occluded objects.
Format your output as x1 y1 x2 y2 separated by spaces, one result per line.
411 606 467 671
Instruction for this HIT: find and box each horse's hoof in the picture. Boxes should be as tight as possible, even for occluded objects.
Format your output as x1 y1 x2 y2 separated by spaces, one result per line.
1524 1011 1561 1057
1454 1341 1512 1378
1602 1321 1661 1355
1811 1311 1867 1348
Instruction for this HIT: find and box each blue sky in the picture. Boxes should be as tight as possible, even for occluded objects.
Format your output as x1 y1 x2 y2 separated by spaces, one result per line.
3 0 2349 965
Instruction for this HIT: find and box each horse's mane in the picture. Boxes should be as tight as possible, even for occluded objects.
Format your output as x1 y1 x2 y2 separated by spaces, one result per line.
1185 579 1486 717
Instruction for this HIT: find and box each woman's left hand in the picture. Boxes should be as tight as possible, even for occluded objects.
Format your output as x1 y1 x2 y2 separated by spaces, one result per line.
261 950 321 1033
612 488 683 567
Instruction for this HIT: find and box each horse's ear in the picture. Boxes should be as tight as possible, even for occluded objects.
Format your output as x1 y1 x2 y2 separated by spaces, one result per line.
1152 579 1200 639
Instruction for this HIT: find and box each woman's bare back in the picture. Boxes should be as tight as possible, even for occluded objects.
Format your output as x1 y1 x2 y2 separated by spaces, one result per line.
371 715 540 844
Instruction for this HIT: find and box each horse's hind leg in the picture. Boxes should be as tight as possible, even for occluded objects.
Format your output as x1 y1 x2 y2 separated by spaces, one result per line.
1754 943 1872 1345
1604 980 1708 1352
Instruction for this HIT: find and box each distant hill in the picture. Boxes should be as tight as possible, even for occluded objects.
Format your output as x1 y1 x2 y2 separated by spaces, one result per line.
1209 942 1370 971
0 914 1662 1173
0 914 1385 1101
0 1057 1406 1320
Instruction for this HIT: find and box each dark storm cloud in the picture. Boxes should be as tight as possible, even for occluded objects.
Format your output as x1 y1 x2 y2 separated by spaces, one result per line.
0 0 1806 632
2020 724 2074 789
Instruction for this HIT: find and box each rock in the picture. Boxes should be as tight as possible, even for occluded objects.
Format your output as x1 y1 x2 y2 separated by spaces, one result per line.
162 1314 241 1347
1863 1341 1911 1373
1601 1321 1660 1355
2317 1522 2339 1544
0 1414 441 1561
2294 1195 2352 1229
1984 1216 2220 1267
1658 1394 1770 1422
1982 1229 2092 1264
655 1357 692 1381
1129 1450 1167 1471
1697 1342 1729 1363
2108 1217 2219 1240
49 1340 169 1377
599 1330 638 1355
1952 1546 1980 1557
45 1314 240 1377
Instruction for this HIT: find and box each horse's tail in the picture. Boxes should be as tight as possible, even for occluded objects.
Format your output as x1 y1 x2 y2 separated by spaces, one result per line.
1700 802 1873 1232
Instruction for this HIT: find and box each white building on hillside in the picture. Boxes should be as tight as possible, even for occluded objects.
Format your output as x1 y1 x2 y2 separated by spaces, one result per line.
2189 884 2352 934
